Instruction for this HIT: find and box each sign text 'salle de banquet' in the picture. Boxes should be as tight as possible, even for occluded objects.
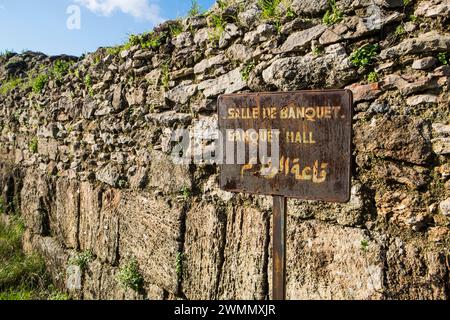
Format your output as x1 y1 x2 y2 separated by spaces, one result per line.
218 90 353 203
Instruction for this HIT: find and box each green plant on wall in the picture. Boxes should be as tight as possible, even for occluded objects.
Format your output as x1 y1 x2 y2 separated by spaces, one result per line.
208 13 227 43
31 73 48 94
367 71 379 83
322 0 343 25
350 44 379 68
169 23 184 38
188 0 202 17
175 252 184 278
360 240 369 252
161 62 170 89
68 250 94 271
395 24 405 36
180 186 192 200
29 137 38 154
241 61 256 81
117 259 144 292
259 0 281 19
52 60 73 80
0 77 22 96
437 52 449 65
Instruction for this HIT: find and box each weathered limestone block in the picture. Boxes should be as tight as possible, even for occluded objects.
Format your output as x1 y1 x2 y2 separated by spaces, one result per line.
37 137 58 160
380 31 450 59
23 230 69 289
183 202 227 300
218 206 269 300
280 24 327 53
118 191 184 295
385 238 448 299
282 219 384 300
82 258 143 300
79 182 119 264
198 68 247 98
20 171 53 235
53 177 80 249
354 116 432 165
288 181 368 226
375 190 429 230
148 150 191 194
263 44 354 90
415 0 450 18
371 161 430 190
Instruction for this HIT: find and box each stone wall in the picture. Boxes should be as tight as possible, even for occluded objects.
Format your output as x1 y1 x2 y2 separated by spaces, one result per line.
0 0 449 300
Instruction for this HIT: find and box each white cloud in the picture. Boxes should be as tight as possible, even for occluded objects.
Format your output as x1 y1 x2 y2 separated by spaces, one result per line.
75 0 164 25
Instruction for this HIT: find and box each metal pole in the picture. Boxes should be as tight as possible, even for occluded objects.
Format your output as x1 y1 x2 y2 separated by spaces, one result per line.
272 195 287 300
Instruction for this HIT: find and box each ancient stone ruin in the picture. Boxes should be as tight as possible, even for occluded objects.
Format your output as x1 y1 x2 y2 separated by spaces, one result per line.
0 0 449 299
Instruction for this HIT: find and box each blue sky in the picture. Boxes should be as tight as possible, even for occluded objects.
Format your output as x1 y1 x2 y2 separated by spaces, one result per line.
0 0 215 56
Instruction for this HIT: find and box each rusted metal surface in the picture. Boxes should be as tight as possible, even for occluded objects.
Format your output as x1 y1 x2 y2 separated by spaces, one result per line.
272 196 287 300
218 90 353 203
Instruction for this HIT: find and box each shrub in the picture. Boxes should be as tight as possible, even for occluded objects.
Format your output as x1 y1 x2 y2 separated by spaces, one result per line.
188 0 202 17
259 0 281 19
117 259 143 292
106 46 122 56
0 77 22 95
68 250 94 271
322 0 343 25
350 44 379 67
31 73 48 94
209 13 227 42
169 23 184 38
52 60 73 80
29 137 38 154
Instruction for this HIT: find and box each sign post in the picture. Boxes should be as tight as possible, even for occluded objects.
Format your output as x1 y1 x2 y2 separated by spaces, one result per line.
272 195 287 300
218 90 353 300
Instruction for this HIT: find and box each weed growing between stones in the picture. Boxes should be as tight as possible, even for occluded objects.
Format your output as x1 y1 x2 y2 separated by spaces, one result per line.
68 250 94 271
117 259 144 292
395 24 406 37
208 13 227 43
84 74 94 97
241 61 256 81
367 71 379 83
360 240 369 252
0 77 22 95
259 0 281 19
437 52 449 65
322 0 343 26
31 73 48 94
350 44 379 68
51 60 73 80
0 216 68 300
169 22 184 38
180 187 192 200
28 137 38 154
188 0 202 17
161 62 171 90
175 252 184 278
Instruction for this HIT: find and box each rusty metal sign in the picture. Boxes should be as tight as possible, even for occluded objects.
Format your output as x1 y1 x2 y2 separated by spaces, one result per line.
218 90 353 203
